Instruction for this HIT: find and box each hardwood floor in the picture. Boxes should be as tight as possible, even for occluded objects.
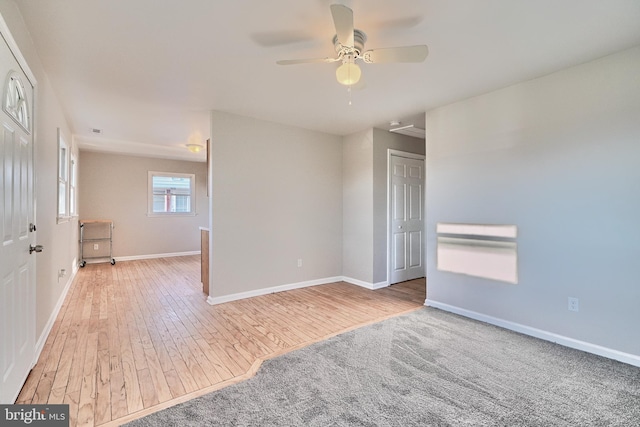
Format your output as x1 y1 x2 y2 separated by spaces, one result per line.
17 256 426 426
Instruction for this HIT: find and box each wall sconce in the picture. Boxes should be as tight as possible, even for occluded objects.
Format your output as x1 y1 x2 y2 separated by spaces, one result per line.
186 143 203 153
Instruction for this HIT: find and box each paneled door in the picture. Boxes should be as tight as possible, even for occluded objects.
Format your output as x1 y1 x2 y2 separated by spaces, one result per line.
0 27 37 403
389 153 424 284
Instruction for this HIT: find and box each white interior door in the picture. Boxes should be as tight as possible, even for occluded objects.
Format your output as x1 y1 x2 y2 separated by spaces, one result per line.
0 31 36 403
389 153 424 284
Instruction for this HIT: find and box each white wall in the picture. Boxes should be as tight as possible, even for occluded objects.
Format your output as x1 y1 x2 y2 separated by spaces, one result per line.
342 129 374 284
79 151 208 258
0 0 78 341
425 46 640 358
210 111 343 298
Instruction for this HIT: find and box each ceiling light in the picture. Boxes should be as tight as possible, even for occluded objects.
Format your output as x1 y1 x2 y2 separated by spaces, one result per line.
186 144 203 153
336 55 361 86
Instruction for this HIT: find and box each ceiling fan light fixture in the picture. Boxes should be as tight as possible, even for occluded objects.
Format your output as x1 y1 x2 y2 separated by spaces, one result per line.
336 57 361 86
277 4 428 92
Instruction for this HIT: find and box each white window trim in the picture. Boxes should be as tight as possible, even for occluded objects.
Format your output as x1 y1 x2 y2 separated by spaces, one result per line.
147 171 196 217
57 128 69 223
69 152 78 217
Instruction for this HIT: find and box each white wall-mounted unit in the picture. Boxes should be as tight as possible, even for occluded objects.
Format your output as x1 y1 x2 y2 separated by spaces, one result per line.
436 223 518 284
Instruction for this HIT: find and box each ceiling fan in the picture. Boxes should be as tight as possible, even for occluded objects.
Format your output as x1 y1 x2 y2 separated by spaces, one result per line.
276 4 428 86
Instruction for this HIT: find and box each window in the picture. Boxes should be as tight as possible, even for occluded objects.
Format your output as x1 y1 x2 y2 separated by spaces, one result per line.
56 129 78 222
3 71 31 133
57 129 68 221
148 171 195 216
69 153 77 217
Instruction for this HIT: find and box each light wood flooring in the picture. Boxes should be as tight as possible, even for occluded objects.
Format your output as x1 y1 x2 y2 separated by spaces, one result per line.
17 256 426 426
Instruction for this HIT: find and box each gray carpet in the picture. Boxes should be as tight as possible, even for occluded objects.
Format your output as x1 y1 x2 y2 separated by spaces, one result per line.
125 308 640 426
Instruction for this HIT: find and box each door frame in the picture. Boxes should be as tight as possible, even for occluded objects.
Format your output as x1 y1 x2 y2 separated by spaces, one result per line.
386 149 426 285
0 15 38 85
0 12 38 403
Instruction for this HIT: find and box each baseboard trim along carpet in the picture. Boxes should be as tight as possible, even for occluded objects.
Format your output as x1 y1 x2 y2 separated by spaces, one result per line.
207 276 389 305
120 307 640 426
425 298 640 368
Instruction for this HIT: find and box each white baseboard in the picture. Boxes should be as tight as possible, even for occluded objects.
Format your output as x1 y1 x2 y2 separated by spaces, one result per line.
207 276 344 305
114 251 200 262
425 299 640 368
207 276 391 305
372 280 389 290
34 268 77 365
342 277 389 290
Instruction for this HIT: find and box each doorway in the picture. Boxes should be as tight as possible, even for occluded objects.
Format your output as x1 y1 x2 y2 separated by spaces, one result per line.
0 22 37 403
387 150 425 285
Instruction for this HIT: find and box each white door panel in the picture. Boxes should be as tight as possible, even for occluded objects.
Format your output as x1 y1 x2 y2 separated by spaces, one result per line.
0 29 36 403
409 184 422 220
409 231 422 268
393 183 405 221
389 154 424 284
393 232 405 271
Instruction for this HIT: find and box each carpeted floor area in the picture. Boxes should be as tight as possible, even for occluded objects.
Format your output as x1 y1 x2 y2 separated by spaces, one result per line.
125 308 640 426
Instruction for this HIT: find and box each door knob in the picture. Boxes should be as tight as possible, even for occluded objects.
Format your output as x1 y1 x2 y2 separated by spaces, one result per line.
29 244 43 254
29 223 36 232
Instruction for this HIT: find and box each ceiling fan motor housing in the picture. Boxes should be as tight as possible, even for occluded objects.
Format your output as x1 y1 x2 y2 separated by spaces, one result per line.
333 29 367 56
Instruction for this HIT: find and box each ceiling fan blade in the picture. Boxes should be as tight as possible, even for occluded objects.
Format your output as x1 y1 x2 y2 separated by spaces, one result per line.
276 57 338 65
330 4 354 47
361 45 429 64
251 31 315 47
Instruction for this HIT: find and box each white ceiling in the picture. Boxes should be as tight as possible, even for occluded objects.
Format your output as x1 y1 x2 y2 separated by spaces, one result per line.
14 0 640 161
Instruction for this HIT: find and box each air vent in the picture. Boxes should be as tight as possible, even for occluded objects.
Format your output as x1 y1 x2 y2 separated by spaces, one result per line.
389 124 425 139
91 128 103 134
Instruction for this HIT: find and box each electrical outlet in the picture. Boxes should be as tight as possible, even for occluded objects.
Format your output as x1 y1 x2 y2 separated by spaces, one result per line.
297 259 303 268
93 243 99 250
568 297 579 312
